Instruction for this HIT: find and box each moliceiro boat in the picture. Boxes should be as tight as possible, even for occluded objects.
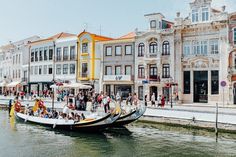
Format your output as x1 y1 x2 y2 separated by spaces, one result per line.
14 100 122 132
111 104 146 127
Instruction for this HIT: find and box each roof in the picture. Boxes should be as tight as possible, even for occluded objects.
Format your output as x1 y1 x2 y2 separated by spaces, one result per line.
118 32 135 39
144 13 165 18
78 31 113 41
29 32 77 45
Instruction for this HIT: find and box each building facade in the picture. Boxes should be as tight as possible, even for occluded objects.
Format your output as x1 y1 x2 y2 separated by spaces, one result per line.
134 13 175 101
77 31 112 92
175 0 229 104
99 33 135 99
228 12 236 104
54 34 77 83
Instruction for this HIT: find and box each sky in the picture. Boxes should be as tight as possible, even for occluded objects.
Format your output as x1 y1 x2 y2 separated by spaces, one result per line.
0 0 235 45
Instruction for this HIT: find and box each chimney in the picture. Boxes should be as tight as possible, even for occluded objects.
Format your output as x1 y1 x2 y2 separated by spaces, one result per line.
176 12 180 18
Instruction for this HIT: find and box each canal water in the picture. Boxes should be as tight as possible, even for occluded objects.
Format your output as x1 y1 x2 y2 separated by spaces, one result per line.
1 109 236 157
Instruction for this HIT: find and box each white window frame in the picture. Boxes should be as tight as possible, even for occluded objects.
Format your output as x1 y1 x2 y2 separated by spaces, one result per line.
202 7 209 22
192 9 199 23
200 41 208 55
210 39 219 54
183 42 191 56
233 28 236 45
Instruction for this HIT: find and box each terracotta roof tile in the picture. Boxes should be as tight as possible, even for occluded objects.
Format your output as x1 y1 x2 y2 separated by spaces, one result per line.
118 32 135 39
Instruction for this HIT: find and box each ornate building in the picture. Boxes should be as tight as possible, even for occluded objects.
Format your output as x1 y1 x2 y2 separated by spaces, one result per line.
175 0 229 104
134 13 175 101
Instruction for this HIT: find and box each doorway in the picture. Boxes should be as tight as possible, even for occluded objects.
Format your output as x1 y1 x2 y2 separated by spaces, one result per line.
193 71 208 103
150 86 158 100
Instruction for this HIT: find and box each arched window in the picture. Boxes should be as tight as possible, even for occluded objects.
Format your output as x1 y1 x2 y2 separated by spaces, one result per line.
138 43 145 57
233 28 236 45
162 41 170 55
149 42 157 54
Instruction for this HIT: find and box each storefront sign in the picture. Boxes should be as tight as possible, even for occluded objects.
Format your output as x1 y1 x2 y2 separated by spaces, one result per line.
104 75 131 81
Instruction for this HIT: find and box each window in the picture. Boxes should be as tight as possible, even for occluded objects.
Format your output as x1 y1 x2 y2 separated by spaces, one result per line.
48 65 52 74
13 56 15 64
63 64 68 74
70 64 75 74
162 64 170 78
56 64 61 75
115 46 122 56
115 66 121 75
63 47 68 61
210 40 219 54
39 48 43 61
138 86 143 100
39 66 42 75
234 28 236 45
234 54 236 69
138 43 145 57
35 49 38 61
105 46 112 56
15 55 18 64
211 71 219 94
70 46 75 60
193 41 200 55
183 71 190 94
202 8 209 22
43 65 47 74
82 43 88 53
18 69 20 78
49 47 53 60
44 47 48 61
125 65 131 75
81 63 88 77
183 42 191 56
149 64 157 80
150 20 156 29
200 41 208 55
192 9 199 23
18 54 21 64
149 42 157 54
162 41 170 55
30 66 34 75
138 65 145 78
125 45 132 55
56 48 61 61
34 66 38 75
105 66 112 75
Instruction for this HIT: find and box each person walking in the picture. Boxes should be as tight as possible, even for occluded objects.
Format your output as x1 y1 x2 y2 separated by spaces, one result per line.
151 93 156 107
157 95 161 107
133 93 138 106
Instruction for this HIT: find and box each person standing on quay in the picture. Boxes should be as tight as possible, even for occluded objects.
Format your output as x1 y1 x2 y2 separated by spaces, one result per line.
161 95 165 108
144 95 148 106
151 93 156 107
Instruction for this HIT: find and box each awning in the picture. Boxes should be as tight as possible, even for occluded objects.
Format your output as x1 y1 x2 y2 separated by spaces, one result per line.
0 81 7 87
7 81 21 87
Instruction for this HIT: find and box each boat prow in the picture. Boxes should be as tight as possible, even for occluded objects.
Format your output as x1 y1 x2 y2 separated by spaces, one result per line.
110 105 147 127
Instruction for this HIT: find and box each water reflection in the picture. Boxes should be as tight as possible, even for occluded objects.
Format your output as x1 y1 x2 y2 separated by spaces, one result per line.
1 110 236 157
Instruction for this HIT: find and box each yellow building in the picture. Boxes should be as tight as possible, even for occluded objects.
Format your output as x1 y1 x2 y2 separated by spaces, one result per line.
77 31 112 90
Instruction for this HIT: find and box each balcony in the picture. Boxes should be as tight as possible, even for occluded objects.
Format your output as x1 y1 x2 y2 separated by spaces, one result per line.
146 53 157 58
149 75 160 82
21 77 27 82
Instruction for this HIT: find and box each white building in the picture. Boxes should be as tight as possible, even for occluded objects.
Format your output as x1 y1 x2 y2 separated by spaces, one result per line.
134 13 175 101
174 0 229 104
54 34 77 83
